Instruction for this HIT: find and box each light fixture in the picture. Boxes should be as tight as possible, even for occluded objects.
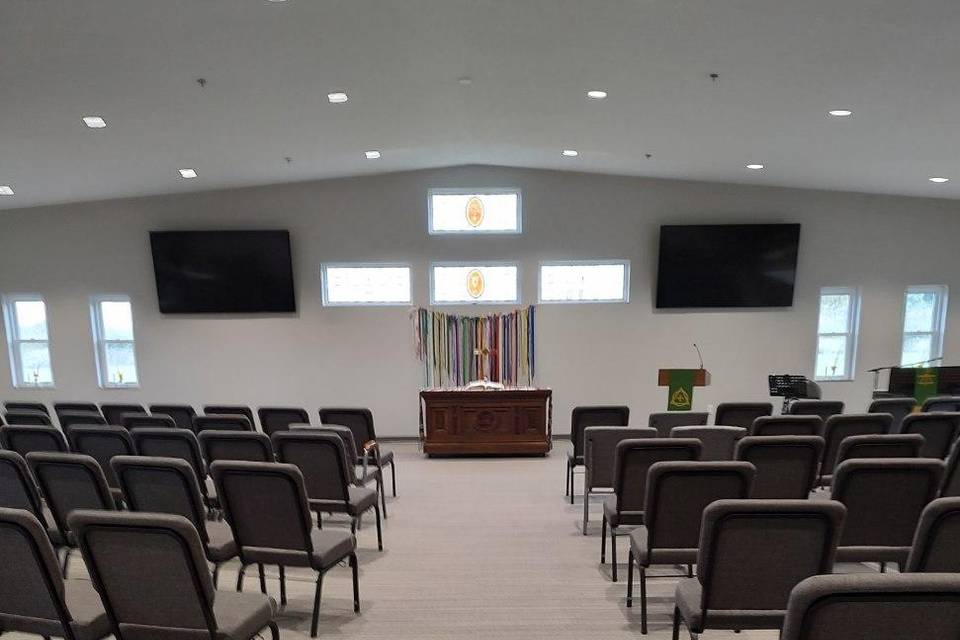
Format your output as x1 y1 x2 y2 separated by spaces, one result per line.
929 177 950 183
82 116 107 128
586 90 608 100
561 149 579 157
364 150 381 159
828 109 853 117
0 186 13 196
327 92 349 104
746 163 765 170
178 168 198 179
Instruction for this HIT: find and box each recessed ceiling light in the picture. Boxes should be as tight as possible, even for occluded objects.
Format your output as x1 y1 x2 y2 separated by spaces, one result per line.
929 177 950 183
364 150 381 159
178 168 198 179
327 92 349 104
0 186 14 196
746 163 765 170
561 149 579 157
82 116 107 128
828 109 853 117
586 90 608 100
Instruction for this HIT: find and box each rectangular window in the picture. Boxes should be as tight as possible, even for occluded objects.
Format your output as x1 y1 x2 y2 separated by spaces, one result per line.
814 287 860 381
539 260 630 303
321 264 412 306
91 296 139 388
430 263 519 304
2 294 54 387
428 188 521 234
900 285 948 366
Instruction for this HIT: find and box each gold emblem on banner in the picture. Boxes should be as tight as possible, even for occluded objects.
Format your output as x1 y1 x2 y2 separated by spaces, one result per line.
466 269 485 298
669 387 691 408
917 372 937 385
465 196 485 228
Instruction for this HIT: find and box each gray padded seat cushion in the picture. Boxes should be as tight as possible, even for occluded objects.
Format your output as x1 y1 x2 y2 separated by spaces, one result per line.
2 579 112 640
242 528 355 571
348 485 378 514
212 590 278 640
602 496 643 528
629 526 696 566
205 521 238 563
675 578 786 631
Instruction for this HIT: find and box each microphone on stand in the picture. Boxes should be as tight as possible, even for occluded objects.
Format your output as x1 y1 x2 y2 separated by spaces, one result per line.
693 343 704 370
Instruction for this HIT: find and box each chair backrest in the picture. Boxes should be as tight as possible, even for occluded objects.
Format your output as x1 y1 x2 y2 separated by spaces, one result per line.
318 407 376 454
199 430 274 463
203 405 256 429
568 406 630 458
194 414 254 433
3 409 53 426
148 404 197 432
832 458 943 548
613 438 702 514
836 434 924 467
54 402 102 420
272 431 353 505
942 443 960 497
122 413 176 431
734 436 825 499
0 451 47 524
901 413 960 459
820 413 894 478
4 401 49 415
257 406 310 436
57 411 107 437
906 497 960 572
751 415 823 437
26 452 115 538
648 411 708 438
868 397 918 431
100 403 146 426
0 425 68 456
781 573 960 640
923 396 960 413
582 427 657 490
670 426 747 461
68 425 136 489
788 400 845 422
112 455 208 543
644 461 754 551
697 499 846 613
311 425 361 471
714 402 773 429
70 509 218 638
130 429 207 485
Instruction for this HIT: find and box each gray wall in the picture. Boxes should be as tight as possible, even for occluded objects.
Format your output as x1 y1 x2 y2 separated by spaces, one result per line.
1 165 958 435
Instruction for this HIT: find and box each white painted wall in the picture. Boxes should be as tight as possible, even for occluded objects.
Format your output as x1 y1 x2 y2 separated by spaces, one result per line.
1 165 958 436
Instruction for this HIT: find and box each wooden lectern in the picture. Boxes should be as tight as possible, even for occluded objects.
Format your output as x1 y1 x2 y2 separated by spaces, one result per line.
658 368 710 411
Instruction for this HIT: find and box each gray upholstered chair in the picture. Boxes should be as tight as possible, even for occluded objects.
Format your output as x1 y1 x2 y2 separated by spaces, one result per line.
900 412 960 459
942 443 960 497
130 427 216 511
831 458 943 571
67 425 136 504
672 499 846 639
781 573 960 640
0 450 59 546
713 402 773 429
818 413 894 485
868 397 918 432
835 434 924 468
581 426 657 534
0 507 111 640
626 461 754 633
26 451 116 577
750 415 822 437
648 412 708 438
905 497 960 572
305 424 386 516
112 455 238 586
99 403 146 426
734 435 825 498
204 404 257 429
669 425 747 461
4 400 49 415
319 407 397 499
923 396 960 413
149 403 198 431
200 430 275 463
565 405 630 503
121 412 177 430
57 411 107 438
70 509 279 640
258 406 310 436
788 399 844 422
273 430 383 550
211 460 359 637
0 424 68 456
602 438 702 581
195 414 255 432
3 408 54 426
54 402 102 422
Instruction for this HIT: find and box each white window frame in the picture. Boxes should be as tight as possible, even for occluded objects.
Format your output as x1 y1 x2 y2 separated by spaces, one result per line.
900 284 949 366
427 187 523 235
90 294 140 389
2 293 55 388
537 259 631 304
429 261 521 305
320 263 413 307
813 286 861 382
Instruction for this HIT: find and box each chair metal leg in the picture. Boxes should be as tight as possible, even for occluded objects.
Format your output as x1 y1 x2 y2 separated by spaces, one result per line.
565 459 571 497
570 465 576 504
310 572 324 638
582 489 590 535
279 565 287 606
389 460 397 497
351 517 357 534
601 515 607 563
611 527 618 582
317 512 323 529
236 564 246 592
61 548 71 578
672 606 681 640
212 563 220 589
350 552 360 612
377 473 388 519
258 563 267 595
268 621 280 640
374 505 384 551
626 548 634 608
640 567 648 634
687 563 694 578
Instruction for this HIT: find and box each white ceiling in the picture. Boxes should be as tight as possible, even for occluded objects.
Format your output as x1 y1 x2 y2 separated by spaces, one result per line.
3 0 960 210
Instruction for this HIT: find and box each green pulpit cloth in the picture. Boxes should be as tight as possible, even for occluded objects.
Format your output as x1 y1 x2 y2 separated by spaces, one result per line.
914 367 940 407
667 369 695 411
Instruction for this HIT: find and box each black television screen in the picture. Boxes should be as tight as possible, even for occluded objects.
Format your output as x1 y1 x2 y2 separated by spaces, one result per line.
656 224 800 308
150 230 296 313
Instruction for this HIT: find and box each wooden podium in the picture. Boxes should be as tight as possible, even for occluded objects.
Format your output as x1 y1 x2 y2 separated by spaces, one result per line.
658 368 710 411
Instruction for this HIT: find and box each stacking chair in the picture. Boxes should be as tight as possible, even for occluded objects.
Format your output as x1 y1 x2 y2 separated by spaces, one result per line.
901 412 960 459
626 461 754 633
195 414 255 432
26 452 116 576
121 412 177 430
273 431 383 550
307 424 386 516
0 507 111 640
200 430 275 463
832 458 943 571
4 400 49 415
734 435 825 498
713 402 772 429
204 405 257 429
564 405 630 503
130 428 216 510
57 411 107 438
648 412 708 438
211 460 359 638
319 407 398 499
835 434 924 466
818 413 893 485
581 426 657 534
905 497 960 572
923 396 960 412
942 444 960 497
0 451 56 540
112 455 238 585
602 438 702 581
788 399 844 422
672 499 846 640
781 573 960 640
99 403 145 426
750 415 822 437
3 408 54 426
70 509 279 640
258 406 310 436
54 402 102 422
0 424 68 456
868 397 918 431
669 425 746 461
68 425 136 505
149 403 198 431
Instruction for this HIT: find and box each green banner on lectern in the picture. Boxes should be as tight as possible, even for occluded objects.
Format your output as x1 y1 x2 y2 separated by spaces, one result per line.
667 369 695 411
915 367 940 407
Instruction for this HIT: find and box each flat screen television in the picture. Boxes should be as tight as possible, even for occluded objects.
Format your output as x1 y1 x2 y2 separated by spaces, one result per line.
150 230 296 313
656 223 800 308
